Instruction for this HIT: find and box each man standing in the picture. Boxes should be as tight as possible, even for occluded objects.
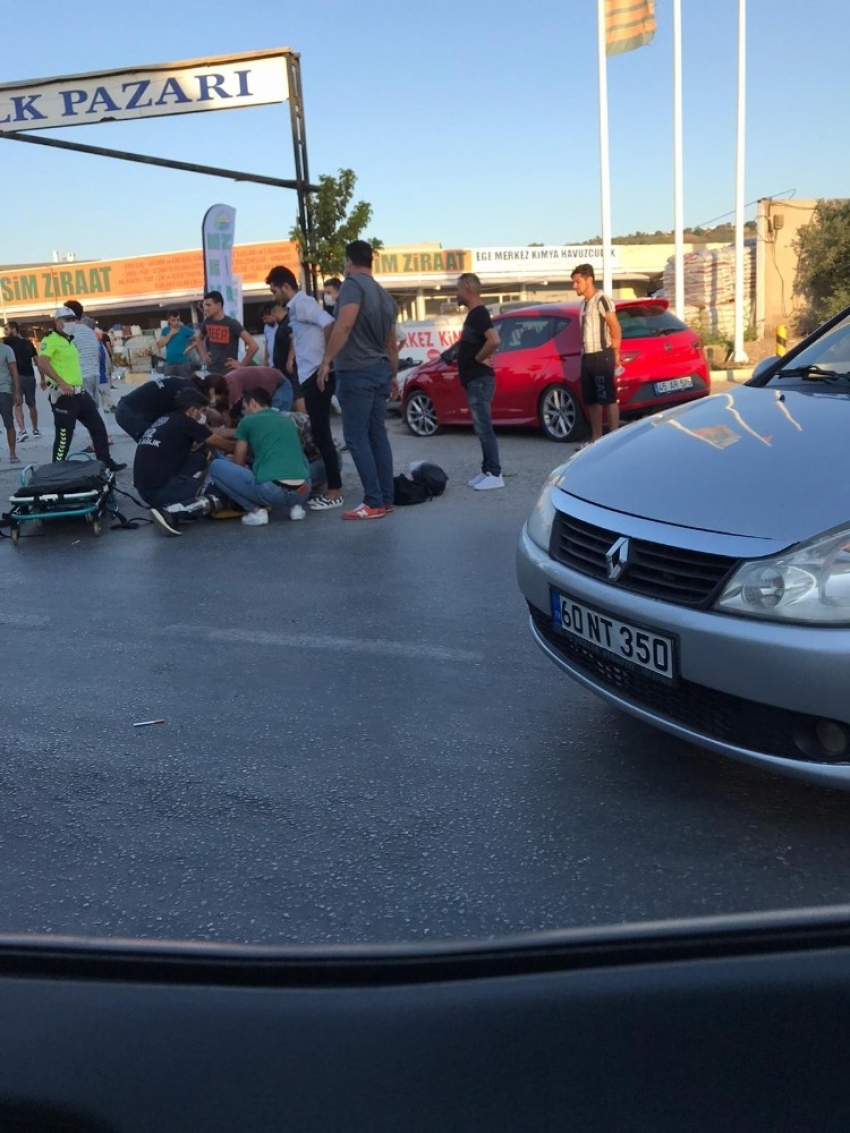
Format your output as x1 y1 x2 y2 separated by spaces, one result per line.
63 301 101 405
317 241 398 521
207 387 311 527
36 307 125 471
190 291 258 373
0 337 22 463
260 304 278 366
155 311 196 378
571 263 622 444
268 301 301 409
456 273 503 490
266 265 343 511
322 277 342 314
4 322 40 440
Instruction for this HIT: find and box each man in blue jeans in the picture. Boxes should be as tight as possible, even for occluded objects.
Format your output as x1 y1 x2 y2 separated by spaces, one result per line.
208 387 311 528
456 273 503 490
316 240 398 521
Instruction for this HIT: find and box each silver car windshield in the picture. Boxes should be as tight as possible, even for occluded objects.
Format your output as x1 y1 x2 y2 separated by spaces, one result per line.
770 314 850 383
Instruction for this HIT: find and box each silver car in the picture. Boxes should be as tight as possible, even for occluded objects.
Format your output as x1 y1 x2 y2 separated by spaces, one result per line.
517 307 850 787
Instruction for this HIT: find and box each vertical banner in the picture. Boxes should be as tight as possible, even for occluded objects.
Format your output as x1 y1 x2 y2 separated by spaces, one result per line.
231 274 244 334
202 204 237 319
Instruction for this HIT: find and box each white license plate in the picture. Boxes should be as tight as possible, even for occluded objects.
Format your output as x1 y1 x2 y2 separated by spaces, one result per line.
654 376 693 395
550 591 676 681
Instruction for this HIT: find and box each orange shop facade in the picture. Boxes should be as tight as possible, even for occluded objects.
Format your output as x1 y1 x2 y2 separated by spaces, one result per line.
0 239 664 335
0 240 301 335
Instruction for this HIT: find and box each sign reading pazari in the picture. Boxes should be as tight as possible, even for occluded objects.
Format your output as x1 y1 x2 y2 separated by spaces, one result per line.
0 50 290 132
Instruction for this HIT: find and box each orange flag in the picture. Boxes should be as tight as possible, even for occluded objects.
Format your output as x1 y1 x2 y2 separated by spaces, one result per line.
606 0 656 56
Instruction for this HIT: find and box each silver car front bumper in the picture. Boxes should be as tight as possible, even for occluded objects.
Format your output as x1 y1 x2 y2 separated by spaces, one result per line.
517 523 850 787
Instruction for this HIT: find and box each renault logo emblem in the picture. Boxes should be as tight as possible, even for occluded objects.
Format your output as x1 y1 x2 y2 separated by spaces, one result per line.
606 536 631 582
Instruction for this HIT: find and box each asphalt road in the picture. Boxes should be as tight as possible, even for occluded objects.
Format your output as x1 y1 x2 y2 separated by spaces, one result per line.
0 385 849 947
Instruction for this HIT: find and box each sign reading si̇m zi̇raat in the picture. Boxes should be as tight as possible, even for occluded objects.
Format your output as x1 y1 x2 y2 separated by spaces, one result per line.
1 265 113 304
0 51 290 132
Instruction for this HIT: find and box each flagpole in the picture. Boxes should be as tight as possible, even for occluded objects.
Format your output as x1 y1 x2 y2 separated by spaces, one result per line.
597 0 613 296
672 0 685 320
733 0 748 362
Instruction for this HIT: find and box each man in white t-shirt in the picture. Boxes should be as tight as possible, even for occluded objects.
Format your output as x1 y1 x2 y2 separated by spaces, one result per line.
266 265 343 510
64 300 102 405
571 263 622 444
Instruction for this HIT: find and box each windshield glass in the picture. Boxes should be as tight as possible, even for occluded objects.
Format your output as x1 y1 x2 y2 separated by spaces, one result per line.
4 12 850 960
617 306 687 340
767 314 850 383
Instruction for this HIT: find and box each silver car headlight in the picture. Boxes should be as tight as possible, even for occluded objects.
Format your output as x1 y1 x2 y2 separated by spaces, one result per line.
527 467 569 551
715 526 850 624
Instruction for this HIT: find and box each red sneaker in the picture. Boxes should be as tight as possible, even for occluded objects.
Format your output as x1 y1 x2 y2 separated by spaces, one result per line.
343 504 387 521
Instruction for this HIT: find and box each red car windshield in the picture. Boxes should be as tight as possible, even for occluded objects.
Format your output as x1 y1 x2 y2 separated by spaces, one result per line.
618 306 688 339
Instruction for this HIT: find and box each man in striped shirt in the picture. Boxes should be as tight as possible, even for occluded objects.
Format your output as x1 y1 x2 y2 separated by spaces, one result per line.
64 300 102 405
571 264 622 444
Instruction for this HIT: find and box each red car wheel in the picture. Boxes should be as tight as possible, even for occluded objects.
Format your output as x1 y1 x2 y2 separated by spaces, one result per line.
538 384 585 443
403 390 441 437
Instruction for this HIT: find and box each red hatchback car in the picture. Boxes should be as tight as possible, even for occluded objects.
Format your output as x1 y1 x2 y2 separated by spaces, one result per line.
401 300 710 442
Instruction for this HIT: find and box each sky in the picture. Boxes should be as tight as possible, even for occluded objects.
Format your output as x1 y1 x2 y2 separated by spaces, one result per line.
0 0 844 266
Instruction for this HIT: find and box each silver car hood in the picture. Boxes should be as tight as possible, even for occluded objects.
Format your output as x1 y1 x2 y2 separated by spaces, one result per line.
562 386 850 542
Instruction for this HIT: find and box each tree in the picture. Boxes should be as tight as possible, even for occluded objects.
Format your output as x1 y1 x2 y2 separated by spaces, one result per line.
578 222 755 246
794 199 850 333
289 168 382 279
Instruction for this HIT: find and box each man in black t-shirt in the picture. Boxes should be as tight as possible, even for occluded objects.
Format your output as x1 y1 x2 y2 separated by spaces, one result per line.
188 290 258 373
116 374 198 441
4 322 39 440
456 273 503 490
270 302 301 407
133 389 235 536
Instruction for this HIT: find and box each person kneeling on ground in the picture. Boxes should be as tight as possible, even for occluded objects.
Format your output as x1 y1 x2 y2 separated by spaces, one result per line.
207 387 310 528
218 364 293 416
134 388 235 537
116 373 223 441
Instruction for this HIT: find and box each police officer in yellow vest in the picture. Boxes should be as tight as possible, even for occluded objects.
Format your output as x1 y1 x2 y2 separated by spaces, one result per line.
37 306 125 471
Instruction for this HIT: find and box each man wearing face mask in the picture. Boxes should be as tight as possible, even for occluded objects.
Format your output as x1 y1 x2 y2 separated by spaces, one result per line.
322 277 341 314
37 306 125 471
132 388 234 536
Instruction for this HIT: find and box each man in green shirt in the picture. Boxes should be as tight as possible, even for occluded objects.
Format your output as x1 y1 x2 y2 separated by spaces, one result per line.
37 306 125 471
207 386 310 527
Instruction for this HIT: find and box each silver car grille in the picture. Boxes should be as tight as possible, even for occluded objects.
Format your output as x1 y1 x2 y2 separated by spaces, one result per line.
549 511 739 607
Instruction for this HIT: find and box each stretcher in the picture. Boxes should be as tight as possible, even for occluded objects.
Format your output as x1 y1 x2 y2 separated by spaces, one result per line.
7 454 119 544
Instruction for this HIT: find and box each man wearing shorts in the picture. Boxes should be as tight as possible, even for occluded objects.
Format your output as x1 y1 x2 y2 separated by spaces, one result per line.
4 322 38 441
571 264 622 444
0 338 22 463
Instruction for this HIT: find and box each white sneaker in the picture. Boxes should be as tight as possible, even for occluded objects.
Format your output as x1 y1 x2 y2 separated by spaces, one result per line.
290 504 306 521
16 430 27 442
467 473 486 487
473 474 505 491
241 509 269 527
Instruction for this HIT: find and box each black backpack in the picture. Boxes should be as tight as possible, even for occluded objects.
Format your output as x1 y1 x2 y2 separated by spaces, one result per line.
411 462 448 497
392 462 449 506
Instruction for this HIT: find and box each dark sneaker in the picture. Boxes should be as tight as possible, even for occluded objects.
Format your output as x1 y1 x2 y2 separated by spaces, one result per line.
150 508 182 537
106 460 127 473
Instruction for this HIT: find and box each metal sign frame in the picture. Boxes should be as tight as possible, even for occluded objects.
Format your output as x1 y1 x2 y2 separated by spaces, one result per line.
0 49 317 293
